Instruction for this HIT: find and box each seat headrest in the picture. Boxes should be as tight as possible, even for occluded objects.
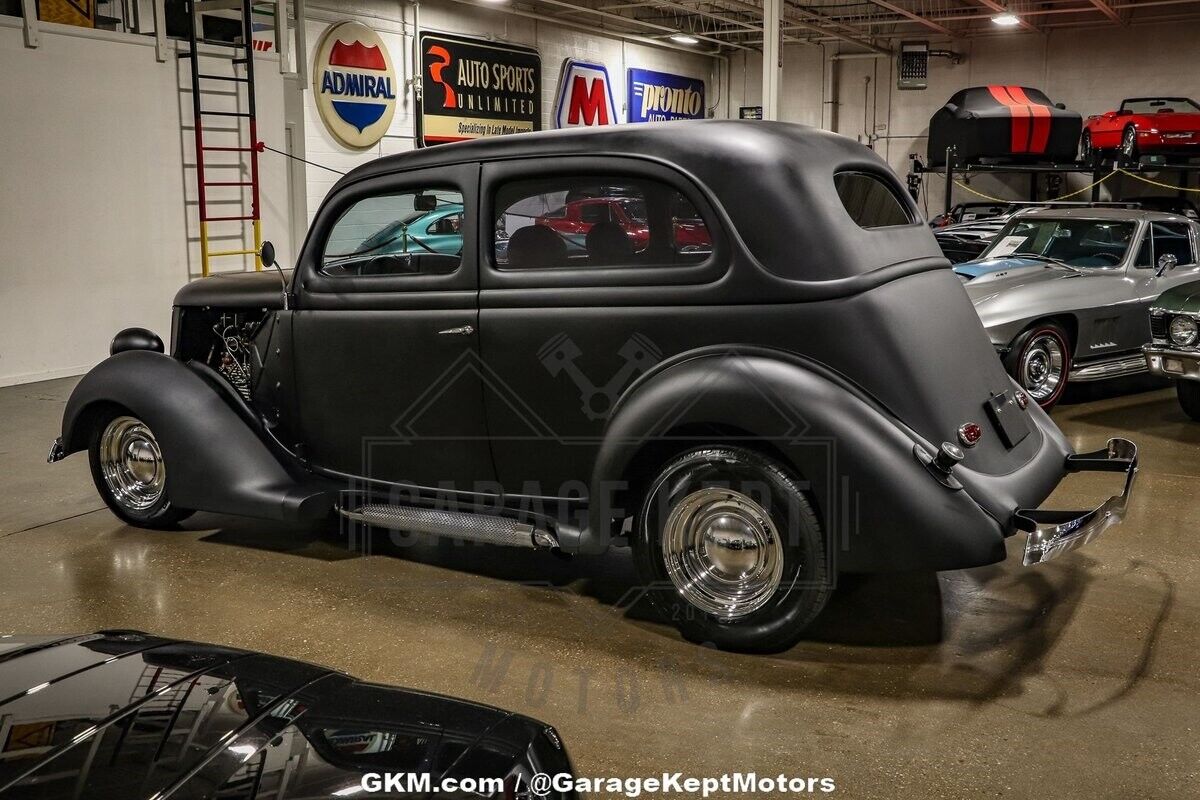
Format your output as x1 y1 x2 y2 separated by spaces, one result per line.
505 225 567 269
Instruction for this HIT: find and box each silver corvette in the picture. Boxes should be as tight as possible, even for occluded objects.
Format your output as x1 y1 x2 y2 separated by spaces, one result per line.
954 207 1200 408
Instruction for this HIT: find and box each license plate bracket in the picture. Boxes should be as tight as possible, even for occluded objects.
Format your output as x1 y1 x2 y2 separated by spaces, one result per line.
986 390 1031 448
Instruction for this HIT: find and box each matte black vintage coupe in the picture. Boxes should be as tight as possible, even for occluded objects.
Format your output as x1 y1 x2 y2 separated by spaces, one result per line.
49 121 1137 652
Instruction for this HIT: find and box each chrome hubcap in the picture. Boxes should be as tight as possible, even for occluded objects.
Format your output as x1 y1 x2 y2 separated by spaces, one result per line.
1123 129 1136 155
99 416 166 511
661 487 784 620
1020 334 1065 401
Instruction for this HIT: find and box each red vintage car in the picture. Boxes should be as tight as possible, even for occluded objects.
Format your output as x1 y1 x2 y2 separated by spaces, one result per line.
535 196 712 254
1082 97 1200 162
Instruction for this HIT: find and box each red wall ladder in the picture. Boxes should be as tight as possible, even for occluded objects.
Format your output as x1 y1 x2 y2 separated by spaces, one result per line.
182 0 263 277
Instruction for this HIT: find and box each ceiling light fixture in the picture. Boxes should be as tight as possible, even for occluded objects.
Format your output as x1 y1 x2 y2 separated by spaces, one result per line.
670 33 700 45
991 12 1021 26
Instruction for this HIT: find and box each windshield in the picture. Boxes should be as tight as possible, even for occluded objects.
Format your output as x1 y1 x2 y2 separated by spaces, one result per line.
980 218 1137 267
1121 98 1200 114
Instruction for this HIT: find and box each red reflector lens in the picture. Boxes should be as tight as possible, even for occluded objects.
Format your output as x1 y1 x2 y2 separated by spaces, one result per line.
1016 391 1029 410
958 422 983 447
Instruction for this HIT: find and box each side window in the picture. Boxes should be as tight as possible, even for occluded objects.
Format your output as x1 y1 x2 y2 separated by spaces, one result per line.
493 176 712 270
321 189 464 278
833 171 915 229
1151 222 1196 267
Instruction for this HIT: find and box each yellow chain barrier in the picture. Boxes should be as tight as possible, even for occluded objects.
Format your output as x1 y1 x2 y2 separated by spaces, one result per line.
952 170 1118 203
1117 167 1200 193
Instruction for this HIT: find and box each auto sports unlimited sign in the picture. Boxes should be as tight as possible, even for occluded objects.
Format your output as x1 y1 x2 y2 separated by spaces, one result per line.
627 68 706 123
312 22 398 149
419 33 541 146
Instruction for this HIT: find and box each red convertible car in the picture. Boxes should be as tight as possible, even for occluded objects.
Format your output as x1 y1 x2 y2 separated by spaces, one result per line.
535 196 712 255
1082 97 1200 162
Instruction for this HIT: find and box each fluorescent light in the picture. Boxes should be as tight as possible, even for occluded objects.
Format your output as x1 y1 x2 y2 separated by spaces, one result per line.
991 13 1021 26
670 33 699 45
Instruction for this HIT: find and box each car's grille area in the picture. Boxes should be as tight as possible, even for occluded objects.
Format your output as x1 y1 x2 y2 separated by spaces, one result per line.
1150 312 1168 342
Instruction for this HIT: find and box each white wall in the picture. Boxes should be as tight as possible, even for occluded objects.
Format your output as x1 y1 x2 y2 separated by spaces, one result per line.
729 21 1200 215
0 18 289 386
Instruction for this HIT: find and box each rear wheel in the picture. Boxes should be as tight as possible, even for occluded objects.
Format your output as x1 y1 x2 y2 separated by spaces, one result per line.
1005 322 1072 411
1177 380 1200 422
632 447 832 653
88 412 193 528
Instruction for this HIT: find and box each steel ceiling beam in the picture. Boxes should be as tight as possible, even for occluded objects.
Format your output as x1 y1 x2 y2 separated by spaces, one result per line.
715 0 891 52
1086 0 1124 20
863 0 957 35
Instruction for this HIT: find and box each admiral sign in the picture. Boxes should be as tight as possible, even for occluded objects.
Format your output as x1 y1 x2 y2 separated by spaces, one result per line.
313 22 397 149
553 59 618 129
627 68 706 123
419 33 541 146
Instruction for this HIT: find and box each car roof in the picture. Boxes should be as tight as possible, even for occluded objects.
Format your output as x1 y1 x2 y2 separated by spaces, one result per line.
1015 206 1193 224
330 120 944 286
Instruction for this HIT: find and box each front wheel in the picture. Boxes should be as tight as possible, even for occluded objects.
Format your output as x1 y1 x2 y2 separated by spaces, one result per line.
1121 125 1140 164
632 447 832 653
1005 322 1072 411
1080 131 1095 165
1177 380 1200 421
88 412 193 528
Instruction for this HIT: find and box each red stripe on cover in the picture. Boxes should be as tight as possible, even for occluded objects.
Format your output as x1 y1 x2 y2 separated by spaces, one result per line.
988 85 1030 153
1007 86 1051 154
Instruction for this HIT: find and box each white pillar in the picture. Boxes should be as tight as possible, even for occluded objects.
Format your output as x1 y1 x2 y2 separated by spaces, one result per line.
762 0 781 120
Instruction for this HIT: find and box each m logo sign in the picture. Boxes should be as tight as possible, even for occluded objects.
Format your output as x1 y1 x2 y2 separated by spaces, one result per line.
553 59 618 128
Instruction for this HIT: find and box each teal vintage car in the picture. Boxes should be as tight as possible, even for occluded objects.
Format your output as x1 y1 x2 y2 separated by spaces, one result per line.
1145 278 1200 419
357 202 465 255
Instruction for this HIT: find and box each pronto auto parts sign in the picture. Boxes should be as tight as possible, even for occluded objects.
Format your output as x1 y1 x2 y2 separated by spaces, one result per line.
312 21 398 149
627 68 706 123
553 59 618 128
419 32 541 146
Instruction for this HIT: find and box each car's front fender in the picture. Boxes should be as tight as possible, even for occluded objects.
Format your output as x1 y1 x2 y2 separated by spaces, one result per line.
584 347 1008 571
60 350 335 521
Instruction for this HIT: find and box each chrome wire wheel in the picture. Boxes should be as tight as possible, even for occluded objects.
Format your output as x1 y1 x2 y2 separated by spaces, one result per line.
660 486 785 620
1122 127 1138 158
98 416 166 512
1020 333 1065 402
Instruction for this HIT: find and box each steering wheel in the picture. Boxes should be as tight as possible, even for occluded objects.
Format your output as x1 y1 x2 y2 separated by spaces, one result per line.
1090 252 1122 266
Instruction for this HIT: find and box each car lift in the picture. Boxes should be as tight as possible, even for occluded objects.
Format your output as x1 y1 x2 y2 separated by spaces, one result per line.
908 146 1200 215
181 0 264 277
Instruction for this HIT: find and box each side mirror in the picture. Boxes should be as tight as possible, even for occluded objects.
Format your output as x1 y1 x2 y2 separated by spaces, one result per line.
260 241 276 268
1157 253 1178 276
1054 102 1066 110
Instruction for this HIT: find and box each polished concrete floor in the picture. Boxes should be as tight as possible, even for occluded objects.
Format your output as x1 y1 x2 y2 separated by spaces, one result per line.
1 376 1197 798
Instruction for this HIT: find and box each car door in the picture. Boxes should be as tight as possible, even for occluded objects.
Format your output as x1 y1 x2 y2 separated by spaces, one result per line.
476 158 728 496
290 163 496 491
1123 220 1200 348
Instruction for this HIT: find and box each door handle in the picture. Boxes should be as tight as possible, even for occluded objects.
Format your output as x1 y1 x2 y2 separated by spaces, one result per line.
438 325 475 336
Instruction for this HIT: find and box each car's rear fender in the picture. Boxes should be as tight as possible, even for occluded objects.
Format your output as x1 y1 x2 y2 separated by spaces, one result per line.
60 350 336 521
586 348 1017 571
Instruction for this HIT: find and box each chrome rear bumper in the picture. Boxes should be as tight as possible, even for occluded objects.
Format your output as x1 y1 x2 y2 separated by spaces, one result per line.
1014 438 1138 566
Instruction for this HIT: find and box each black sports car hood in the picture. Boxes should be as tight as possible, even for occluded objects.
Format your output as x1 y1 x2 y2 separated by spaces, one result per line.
0 632 574 799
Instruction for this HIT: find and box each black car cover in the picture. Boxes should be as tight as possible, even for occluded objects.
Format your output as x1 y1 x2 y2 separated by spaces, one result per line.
928 86 1082 167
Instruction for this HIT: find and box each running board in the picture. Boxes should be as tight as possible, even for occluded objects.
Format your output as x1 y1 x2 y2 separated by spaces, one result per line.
338 504 560 550
1069 355 1147 383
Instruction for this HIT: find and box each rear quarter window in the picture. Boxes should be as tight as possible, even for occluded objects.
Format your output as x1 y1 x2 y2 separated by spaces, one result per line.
834 171 915 229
